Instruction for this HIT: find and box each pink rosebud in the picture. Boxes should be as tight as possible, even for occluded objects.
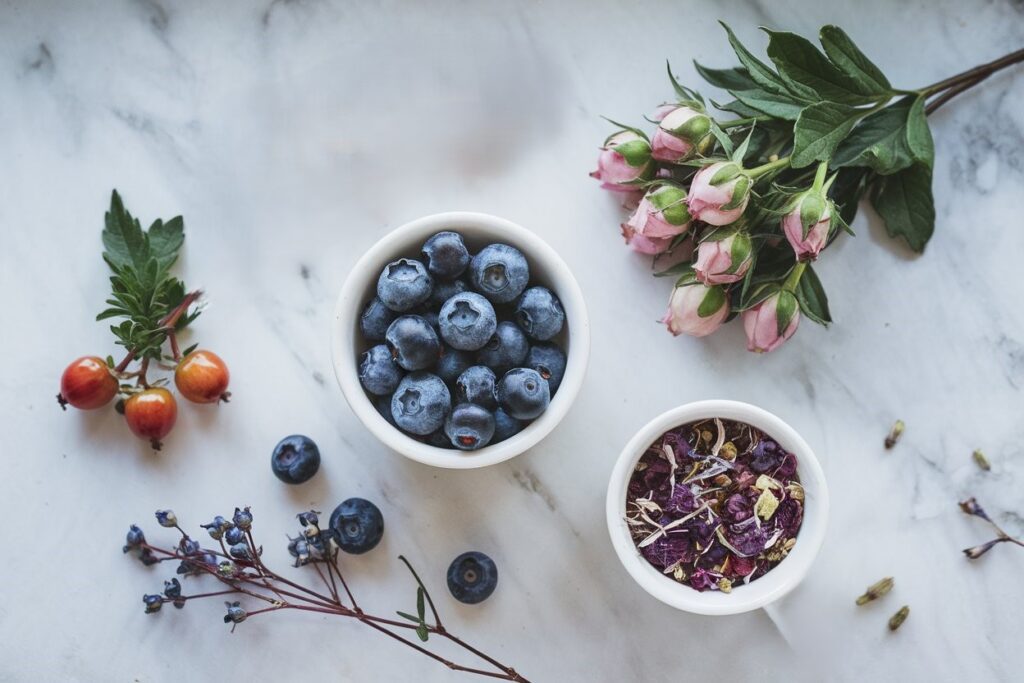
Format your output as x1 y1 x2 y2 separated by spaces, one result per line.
687 161 750 226
620 223 671 255
661 283 729 337
694 230 753 285
742 291 800 353
624 185 692 240
590 130 652 191
782 193 833 261
650 106 711 163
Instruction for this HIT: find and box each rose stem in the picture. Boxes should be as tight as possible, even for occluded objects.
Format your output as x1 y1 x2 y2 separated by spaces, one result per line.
920 47 1024 96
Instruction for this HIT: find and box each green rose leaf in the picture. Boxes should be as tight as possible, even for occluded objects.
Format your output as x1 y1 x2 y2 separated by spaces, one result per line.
870 163 935 252
693 62 758 91
831 98 917 174
791 102 863 167
819 25 892 95
720 22 809 100
906 96 935 169
796 264 831 326
730 87 806 120
764 29 884 104
698 285 727 318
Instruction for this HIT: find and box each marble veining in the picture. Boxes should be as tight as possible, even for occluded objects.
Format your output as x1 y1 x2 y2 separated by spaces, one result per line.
1 0 1022 681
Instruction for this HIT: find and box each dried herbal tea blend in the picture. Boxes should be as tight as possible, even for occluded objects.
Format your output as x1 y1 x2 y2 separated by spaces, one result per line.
625 418 804 592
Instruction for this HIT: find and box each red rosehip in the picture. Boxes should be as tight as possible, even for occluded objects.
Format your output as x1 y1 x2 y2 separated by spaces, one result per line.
125 388 178 450
58 356 119 410
174 350 231 404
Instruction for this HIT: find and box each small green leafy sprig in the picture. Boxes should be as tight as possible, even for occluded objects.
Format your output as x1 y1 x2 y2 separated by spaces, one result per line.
97 190 201 383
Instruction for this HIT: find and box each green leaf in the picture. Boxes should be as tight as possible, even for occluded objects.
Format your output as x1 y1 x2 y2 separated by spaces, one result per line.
416 624 429 642
697 285 726 318
870 163 935 252
148 216 184 272
416 586 425 621
906 96 934 169
720 22 808 99
791 102 863 168
712 99 763 119
764 29 879 104
665 61 704 105
396 611 421 623
831 98 916 174
694 62 757 91
796 265 831 325
613 139 651 168
730 87 805 121
731 125 756 164
103 191 149 272
819 25 892 95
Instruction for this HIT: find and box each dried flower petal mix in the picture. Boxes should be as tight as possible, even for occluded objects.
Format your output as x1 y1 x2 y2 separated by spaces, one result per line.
625 418 804 592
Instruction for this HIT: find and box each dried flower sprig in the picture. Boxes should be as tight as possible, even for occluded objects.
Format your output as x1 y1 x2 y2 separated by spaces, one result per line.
958 497 1024 560
888 605 910 631
124 507 529 682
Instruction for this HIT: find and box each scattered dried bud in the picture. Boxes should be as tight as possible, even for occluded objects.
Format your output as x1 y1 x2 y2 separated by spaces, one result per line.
856 577 894 606
786 482 805 501
754 474 781 490
958 497 990 521
713 474 732 487
720 442 738 460
783 537 797 551
972 449 991 471
884 420 904 449
963 538 1004 559
717 578 733 593
888 605 910 631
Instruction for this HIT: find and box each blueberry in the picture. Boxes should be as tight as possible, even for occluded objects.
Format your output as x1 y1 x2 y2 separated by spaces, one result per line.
360 297 397 341
445 403 496 450
418 308 440 333
358 345 404 395
492 408 524 443
476 321 529 372
438 292 497 351
524 343 567 394
385 315 441 371
374 395 399 428
447 551 498 604
436 346 473 385
330 498 384 554
377 258 433 312
496 368 550 420
390 372 451 435
422 232 470 281
427 278 468 308
515 287 565 341
455 366 497 410
426 429 452 448
469 244 529 303
271 435 321 485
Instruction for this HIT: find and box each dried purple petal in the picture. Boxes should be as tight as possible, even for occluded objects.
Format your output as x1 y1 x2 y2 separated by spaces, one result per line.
689 568 716 592
962 538 1004 559
958 497 990 522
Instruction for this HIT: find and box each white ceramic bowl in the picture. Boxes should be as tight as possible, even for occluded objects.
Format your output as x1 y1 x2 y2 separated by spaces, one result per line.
606 400 829 615
332 212 590 469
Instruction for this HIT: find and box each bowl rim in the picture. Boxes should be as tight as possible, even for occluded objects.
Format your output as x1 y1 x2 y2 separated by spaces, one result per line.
332 211 590 469
605 399 829 615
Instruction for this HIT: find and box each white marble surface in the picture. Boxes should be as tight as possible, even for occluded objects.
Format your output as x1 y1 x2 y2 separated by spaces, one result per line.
1 1 1022 681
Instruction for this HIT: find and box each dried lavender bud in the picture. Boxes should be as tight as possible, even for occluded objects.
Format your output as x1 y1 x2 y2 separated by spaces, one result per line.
884 420 904 449
163 578 182 599
223 601 247 624
229 542 252 560
143 594 163 614
297 510 321 527
958 497 990 522
972 449 991 471
855 576 894 605
123 524 146 552
963 538 1005 559
888 605 909 631
155 510 177 528
233 507 253 530
201 516 231 540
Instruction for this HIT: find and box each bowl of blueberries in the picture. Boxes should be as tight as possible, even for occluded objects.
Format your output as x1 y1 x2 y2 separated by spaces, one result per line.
332 212 589 468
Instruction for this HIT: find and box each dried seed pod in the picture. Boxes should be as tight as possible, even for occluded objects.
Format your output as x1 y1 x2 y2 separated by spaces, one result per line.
884 420 904 449
972 449 991 471
888 605 910 631
856 577 894 606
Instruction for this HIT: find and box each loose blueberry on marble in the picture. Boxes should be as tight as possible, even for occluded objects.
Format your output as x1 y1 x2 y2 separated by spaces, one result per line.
330 498 384 554
422 231 470 281
358 344 404 395
435 346 474 385
445 403 496 450
385 315 441 371
438 292 497 351
377 258 433 312
496 367 550 420
476 321 529 372
492 408 524 443
524 342 567 394
390 372 451 435
469 243 529 304
455 365 497 410
428 278 468 308
271 434 322 485
360 297 397 341
447 551 498 604
515 286 565 341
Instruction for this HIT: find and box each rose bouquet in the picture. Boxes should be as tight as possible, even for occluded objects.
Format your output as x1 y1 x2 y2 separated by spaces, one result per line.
593 23 1023 352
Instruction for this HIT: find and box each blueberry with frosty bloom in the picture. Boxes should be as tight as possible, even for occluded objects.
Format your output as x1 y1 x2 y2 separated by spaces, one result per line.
223 601 247 625
297 511 320 527
155 510 177 528
229 543 252 560
143 594 163 614
233 507 253 530
201 516 231 540
123 524 146 553
224 526 246 546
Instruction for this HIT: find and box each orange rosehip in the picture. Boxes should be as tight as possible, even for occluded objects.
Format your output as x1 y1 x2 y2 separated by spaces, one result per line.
175 350 231 404
125 388 178 450
58 356 119 410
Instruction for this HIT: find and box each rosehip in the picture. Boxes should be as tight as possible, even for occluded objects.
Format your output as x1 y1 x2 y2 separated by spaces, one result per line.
125 388 178 450
58 356 119 410
175 350 231 404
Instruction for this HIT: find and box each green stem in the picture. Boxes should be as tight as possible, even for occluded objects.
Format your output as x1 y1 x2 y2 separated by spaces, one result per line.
783 263 807 292
918 47 1024 96
811 161 828 192
746 155 791 179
